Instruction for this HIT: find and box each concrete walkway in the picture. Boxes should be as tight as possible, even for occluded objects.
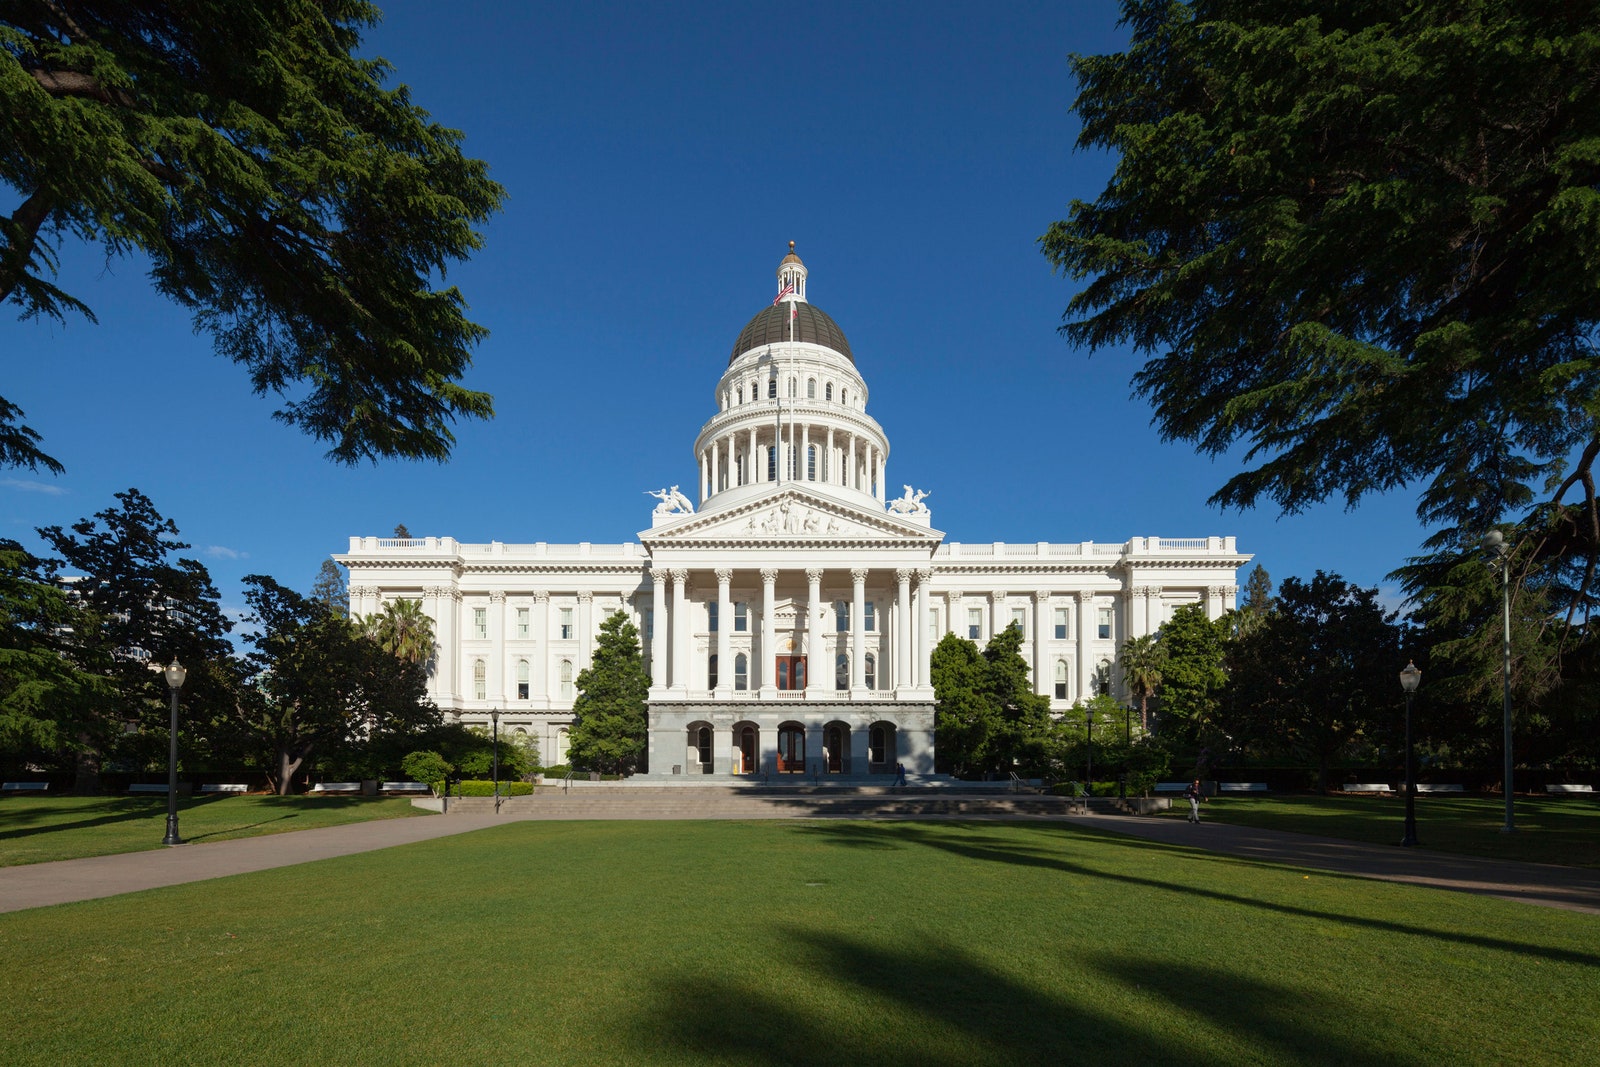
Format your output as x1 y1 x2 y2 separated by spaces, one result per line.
3 807 1598 916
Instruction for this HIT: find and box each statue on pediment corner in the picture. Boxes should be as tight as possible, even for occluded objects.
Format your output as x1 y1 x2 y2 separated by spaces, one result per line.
889 484 931 515
647 485 695 516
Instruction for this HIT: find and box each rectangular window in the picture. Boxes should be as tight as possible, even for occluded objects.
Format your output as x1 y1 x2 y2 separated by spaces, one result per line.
767 446 776 481
560 607 574 640
968 607 982 640
1011 608 1027 635
734 602 748 632
1055 681 1067 699
708 601 719 633
928 608 939 642
473 607 487 640
645 608 653 641
836 600 848 632
1097 607 1113 641
1054 608 1068 640
516 607 529 639
864 601 876 632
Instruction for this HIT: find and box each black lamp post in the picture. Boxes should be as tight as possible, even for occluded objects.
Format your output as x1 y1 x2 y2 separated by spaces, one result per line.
1399 660 1420 848
1485 530 1517 833
162 658 187 846
490 707 501 814
1084 702 1093 796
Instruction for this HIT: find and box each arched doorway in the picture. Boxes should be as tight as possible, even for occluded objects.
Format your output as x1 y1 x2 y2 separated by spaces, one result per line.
686 721 713 774
777 721 806 773
868 721 898 774
732 722 758 775
824 721 850 774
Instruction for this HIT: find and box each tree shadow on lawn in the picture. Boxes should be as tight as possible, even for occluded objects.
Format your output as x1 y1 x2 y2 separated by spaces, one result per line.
796 823 1600 972
0 795 233 839
625 931 1407 1065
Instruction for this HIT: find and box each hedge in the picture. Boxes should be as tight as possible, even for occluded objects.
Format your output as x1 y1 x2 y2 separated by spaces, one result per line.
447 780 535 797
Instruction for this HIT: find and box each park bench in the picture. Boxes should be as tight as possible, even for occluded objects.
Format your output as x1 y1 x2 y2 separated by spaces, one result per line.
309 782 362 794
1343 783 1391 793
1415 784 1465 794
2 781 49 793
1546 784 1594 795
380 781 432 796
129 783 169 793
1218 782 1268 793
199 784 249 794
1154 782 1188 794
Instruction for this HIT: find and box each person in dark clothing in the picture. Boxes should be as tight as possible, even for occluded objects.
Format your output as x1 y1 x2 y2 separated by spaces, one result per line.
1184 779 1204 823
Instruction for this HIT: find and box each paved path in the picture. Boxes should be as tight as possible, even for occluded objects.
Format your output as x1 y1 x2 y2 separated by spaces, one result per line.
1076 812 1600 915
3 808 1598 916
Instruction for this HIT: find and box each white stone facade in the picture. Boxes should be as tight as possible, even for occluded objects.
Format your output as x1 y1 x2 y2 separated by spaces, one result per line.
338 247 1250 778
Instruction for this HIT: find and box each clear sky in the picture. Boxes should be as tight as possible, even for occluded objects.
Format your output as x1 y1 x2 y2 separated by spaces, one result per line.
3 0 1429 634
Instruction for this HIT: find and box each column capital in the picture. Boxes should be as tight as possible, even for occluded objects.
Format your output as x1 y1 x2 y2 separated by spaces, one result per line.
760 567 779 584
489 589 506 603
1076 590 1098 605
806 567 824 583
916 568 933 584
896 567 914 584
668 569 688 583
532 590 550 604
649 568 668 583
1033 589 1051 604
990 590 1007 603
851 567 869 584
577 590 593 603
715 567 733 584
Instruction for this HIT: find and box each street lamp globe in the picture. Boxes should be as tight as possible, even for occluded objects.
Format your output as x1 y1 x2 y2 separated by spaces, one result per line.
164 658 187 690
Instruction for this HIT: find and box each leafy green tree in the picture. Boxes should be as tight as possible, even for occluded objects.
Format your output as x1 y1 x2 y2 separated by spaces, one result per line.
2 1 504 464
227 575 437 793
1154 604 1230 748
400 749 452 790
365 597 435 666
567 611 648 776
983 623 1054 772
1120 633 1166 731
37 489 232 790
311 559 348 618
1229 572 1403 789
454 725 537 780
931 632 997 775
0 538 111 769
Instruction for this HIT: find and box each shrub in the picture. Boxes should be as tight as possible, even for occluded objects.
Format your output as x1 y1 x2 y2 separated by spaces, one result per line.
401 750 453 789
450 779 534 797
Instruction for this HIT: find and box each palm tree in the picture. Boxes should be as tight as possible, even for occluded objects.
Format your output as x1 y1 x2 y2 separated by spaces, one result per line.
367 598 436 666
1121 633 1166 731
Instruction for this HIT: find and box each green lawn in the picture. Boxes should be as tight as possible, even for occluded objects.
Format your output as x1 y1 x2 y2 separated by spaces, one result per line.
0 795 430 867
1 819 1593 1065
1178 794 1600 868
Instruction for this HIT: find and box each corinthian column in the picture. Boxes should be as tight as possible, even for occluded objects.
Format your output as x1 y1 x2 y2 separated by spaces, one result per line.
806 567 825 693
895 568 913 693
670 570 689 694
715 567 732 698
851 567 867 693
649 570 667 691
760 567 778 698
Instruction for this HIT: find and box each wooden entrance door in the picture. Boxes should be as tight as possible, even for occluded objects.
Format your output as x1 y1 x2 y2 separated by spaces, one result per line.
776 655 807 691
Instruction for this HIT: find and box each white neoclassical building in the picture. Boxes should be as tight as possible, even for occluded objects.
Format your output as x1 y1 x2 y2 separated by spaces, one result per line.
338 245 1250 778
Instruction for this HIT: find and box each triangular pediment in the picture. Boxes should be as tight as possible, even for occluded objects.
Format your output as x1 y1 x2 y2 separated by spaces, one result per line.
640 488 940 545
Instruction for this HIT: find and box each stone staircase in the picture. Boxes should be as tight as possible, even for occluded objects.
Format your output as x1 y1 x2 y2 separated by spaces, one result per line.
436 786 1153 819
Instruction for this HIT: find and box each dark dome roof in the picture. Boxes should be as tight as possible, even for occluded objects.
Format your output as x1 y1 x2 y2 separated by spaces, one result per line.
729 302 854 365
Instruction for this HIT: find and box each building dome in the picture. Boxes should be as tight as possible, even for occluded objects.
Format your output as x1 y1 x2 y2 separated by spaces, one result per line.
728 301 855 365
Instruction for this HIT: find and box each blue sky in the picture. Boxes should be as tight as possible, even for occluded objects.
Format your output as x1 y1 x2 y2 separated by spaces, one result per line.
3 0 1429 632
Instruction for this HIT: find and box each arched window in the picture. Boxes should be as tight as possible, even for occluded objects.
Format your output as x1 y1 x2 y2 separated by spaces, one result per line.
697 725 712 765
708 653 719 691
1055 660 1069 700
807 378 816 399
767 377 777 399
734 653 748 691
807 444 817 480
473 658 486 700
841 389 848 406
517 659 530 700
825 382 833 401
560 659 574 701
736 385 743 404
865 653 876 690
836 653 849 691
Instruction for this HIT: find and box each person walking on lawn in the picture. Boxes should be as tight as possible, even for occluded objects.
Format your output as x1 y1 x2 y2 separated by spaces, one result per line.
1184 779 1205 823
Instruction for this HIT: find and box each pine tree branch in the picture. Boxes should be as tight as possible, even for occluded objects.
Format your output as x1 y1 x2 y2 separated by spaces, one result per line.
0 189 54 308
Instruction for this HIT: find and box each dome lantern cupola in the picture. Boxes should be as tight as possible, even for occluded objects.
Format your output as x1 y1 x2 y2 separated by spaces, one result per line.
778 240 807 303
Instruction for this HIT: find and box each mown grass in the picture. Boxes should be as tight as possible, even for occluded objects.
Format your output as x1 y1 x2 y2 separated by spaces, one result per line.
1177 794 1600 869
1 819 1594 1065
0 795 430 867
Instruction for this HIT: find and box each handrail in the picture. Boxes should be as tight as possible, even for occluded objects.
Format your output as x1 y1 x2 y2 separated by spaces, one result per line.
563 767 575 794
1008 771 1026 794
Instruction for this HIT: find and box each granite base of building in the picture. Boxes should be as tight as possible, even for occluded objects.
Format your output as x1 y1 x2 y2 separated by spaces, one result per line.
644 700 934 779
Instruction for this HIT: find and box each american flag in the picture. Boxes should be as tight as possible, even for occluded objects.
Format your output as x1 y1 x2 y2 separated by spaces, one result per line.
773 280 795 305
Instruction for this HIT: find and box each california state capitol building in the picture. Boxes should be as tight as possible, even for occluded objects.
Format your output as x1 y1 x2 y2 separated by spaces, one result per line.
337 245 1250 779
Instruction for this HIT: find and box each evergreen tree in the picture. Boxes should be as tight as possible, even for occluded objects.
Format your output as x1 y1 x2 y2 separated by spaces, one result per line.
311 558 348 618
567 611 649 776
3 1 505 465
37 489 232 791
931 632 996 776
982 623 1053 772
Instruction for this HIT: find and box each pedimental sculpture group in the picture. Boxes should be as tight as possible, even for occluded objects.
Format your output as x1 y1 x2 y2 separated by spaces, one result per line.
339 246 1250 779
